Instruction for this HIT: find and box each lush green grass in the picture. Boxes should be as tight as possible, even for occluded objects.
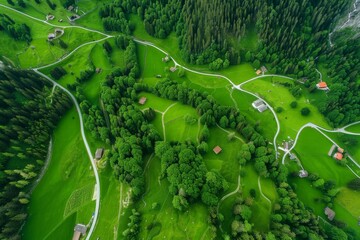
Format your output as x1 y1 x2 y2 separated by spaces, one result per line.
138 156 212 239
346 123 360 133
164 103 200 142
243 77 330 140
204 127 242 184
291 127 360 237
241 165 271 232
0 6 104 68
259 177 278 202
294 128 354 187
22 106 96 240
220 63 257 85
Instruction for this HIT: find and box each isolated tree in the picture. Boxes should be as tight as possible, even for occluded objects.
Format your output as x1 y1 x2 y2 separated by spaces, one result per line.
301 107 311 116
290 101 298 108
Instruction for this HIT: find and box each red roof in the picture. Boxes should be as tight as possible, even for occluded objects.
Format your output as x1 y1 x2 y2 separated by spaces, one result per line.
213 146 222 154
318 82 327 88
334 152 343 160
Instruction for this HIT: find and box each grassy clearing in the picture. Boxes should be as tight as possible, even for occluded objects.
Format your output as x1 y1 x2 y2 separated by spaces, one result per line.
220 63 257 85
137 92 175 113
242 77 330 140
22 106 95 239
204 127 242 184
241 165 271 232
292 128 360 237
294 128 354 187
138 156 212 239
164 103 200 142
259 177 278 202
137 43 171 78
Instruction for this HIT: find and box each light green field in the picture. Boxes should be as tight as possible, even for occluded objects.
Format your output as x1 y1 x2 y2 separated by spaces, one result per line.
243 77 330 140
22 106 96 240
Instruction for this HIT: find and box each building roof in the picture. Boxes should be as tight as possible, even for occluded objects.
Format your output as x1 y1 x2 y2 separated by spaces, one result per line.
96 68 102 73
213 146 222 154
138 97 147 105
252 99 264 107
256 69 262 75
317 82 327 88
48 33 55 39
95 148 104 159
74 224 87 234
170 66 177 72
324 207 335 221
337 147 344 153
257 104 268 112
299 170 308 178
261 66 267 72
334 152 343 160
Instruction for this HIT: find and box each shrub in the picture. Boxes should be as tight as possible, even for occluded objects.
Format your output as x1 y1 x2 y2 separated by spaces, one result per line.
290 101 298 108
301 107 310 116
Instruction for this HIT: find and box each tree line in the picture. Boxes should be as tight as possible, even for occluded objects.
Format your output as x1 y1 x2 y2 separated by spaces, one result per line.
0 13 31 42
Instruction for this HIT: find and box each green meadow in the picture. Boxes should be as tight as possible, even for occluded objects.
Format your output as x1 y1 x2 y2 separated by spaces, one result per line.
290 127 360 237
22 106 96 240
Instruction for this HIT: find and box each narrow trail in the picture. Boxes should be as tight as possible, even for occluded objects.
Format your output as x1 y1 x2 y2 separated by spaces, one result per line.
30 138 52 194
257 176 271 205
216 123 245 143
162 103 177 141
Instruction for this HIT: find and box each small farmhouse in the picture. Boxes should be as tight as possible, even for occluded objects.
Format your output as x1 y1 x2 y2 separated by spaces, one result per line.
95 148 104 160
324 207 335 221
213 146 222 154
72 224 87 240
138 97 147 105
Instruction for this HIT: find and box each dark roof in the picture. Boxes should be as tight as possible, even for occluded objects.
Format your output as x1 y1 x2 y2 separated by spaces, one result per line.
257 104 268 112
74 224 87 234
95 148 104 159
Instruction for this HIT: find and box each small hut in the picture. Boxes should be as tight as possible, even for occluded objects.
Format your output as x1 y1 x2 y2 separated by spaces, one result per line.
213 146 222 154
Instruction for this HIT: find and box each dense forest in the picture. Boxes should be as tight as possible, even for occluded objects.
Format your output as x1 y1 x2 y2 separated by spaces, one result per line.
99 0 359 127
0 67 72 239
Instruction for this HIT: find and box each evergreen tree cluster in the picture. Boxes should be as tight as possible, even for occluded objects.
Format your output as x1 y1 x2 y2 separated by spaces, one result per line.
0 67 71 239
0 13 32 42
